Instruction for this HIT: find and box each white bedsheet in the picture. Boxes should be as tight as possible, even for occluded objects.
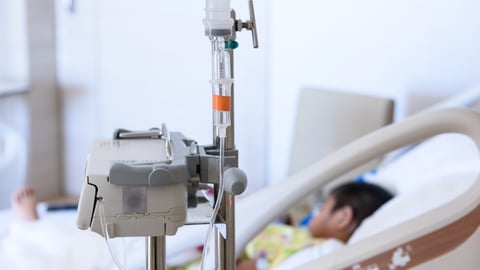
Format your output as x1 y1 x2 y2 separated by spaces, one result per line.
0 207 146 270
275 239 344 270
0 204 211 269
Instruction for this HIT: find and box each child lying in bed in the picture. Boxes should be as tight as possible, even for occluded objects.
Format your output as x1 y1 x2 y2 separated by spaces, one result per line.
8 182 392 270
237 182 393 270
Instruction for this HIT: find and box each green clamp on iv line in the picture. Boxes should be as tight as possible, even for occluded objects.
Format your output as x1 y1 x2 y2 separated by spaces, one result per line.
225 40 239 50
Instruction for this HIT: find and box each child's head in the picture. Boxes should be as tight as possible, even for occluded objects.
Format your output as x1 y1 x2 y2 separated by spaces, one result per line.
308 181 393 242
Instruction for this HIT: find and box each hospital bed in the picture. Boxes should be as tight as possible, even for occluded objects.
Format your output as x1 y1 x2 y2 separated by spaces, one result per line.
235 87 480 269
238 107 480 269
1 87 480 269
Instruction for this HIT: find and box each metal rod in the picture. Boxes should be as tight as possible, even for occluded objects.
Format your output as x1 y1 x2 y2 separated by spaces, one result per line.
212 37 236 270
215 193 236 270
216 40 236 270
225 193 236 269
225 47 235 150
216 224 225 269
146 236 166 270
215 192 236 270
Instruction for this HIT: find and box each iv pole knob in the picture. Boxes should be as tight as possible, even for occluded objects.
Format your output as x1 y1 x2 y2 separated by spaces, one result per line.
223 167 248 195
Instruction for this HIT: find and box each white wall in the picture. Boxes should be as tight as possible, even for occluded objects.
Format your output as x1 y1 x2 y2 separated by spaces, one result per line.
57 0 480 195
0 0 29 134
0 0 28 81
55 0 99 196
267 0 480 184
0 1 7 77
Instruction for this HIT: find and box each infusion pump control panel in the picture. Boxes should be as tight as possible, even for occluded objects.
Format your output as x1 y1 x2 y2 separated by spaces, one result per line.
76 127 246 238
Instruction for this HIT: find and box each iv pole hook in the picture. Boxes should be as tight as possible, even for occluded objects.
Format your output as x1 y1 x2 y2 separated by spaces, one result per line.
234 0 259 48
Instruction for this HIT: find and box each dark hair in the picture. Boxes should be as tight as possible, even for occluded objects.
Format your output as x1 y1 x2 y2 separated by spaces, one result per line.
329 182 393 228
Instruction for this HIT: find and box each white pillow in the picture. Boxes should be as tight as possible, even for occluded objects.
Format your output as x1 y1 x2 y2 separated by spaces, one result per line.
364 133 479 194
351 133 480 243
350 166 478 244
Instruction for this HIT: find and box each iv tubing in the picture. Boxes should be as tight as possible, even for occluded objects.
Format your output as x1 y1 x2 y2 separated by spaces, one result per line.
98 198 127 270
201 35 231 270
201 136 226 269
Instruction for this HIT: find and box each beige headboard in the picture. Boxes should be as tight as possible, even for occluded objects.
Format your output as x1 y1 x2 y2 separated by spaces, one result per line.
287 88 395 223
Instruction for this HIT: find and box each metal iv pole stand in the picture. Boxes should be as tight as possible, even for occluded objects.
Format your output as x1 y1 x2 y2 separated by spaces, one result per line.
216 1 258 269
147 236 166 270
145 1 258 269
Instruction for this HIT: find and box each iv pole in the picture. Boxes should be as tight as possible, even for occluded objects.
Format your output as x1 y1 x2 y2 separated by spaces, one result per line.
215 1 259 269
145 1 258 269
147 236 166 269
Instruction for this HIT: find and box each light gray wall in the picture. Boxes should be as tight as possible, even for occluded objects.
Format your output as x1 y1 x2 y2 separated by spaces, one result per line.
25 0 63 200
0 1 8 77
267 0 480 184
55 0 98 197
0 0 28 81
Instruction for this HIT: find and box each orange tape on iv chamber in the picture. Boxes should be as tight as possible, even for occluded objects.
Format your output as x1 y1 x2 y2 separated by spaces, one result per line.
212 94 231 112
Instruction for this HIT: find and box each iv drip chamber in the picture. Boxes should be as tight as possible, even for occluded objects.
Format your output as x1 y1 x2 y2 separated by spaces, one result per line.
211 38 233 137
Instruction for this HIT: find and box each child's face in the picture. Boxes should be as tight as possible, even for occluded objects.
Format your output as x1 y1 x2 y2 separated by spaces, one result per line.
308 197 339 238
308 195 355 243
